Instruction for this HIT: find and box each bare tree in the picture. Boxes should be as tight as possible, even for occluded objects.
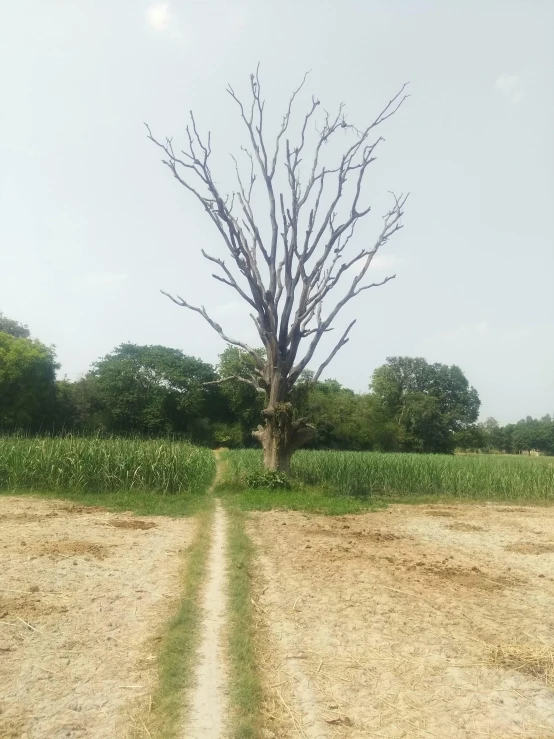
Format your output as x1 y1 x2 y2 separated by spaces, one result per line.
147 70 408 471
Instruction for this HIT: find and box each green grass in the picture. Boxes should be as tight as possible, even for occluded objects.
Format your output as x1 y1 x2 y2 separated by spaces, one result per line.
223 448 554 504
142 505 213 738
226 503 264 739
0 435 215 496
0 486 210 517
222 484 385 514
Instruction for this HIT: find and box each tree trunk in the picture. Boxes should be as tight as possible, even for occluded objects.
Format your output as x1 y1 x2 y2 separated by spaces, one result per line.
252 401 315 472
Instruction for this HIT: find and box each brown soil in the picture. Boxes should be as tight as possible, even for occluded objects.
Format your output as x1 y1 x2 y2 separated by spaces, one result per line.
35 539 110 559
449 522 484 532
58 504 109 514
249 503 554 738
109 519 157 530
0 496 193 739
506 541 554 555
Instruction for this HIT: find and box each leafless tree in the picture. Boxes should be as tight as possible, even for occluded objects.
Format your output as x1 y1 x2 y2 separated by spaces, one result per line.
146 69 408 471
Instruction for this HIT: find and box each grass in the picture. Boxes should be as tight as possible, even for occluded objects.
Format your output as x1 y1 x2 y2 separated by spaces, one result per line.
225 503 264 739
140 504 213 738
0 486 210 517
0 434 215 495
224 448 554 502
222 484 386 515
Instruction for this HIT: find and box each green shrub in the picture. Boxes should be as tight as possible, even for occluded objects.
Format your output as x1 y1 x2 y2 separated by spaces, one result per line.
243 469 291 491
212 422 243 449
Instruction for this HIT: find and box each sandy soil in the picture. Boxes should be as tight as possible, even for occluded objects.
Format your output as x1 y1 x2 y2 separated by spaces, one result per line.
249 503 554 738
0 496 193 739
184 502 228 739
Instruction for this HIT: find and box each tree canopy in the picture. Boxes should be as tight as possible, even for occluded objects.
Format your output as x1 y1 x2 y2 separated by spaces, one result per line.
89 344 227 437
371 357 481 453
480 415 554 456
0 312 30 339
0 332 58 430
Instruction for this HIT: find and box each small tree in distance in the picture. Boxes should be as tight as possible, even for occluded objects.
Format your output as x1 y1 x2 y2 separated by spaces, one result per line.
147 69 409 471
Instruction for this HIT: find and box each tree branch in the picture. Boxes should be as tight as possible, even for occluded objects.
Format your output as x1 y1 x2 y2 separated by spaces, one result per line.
312 320 356 383
160 290 265 370
204 375 267 393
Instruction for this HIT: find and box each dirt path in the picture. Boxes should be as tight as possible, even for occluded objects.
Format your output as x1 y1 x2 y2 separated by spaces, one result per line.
184 459 229 739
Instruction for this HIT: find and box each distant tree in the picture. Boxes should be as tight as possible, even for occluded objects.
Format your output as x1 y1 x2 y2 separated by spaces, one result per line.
91 344 224 437
216 347 265 445
292 378 399 450
0 312 30 339
294 378 358 448
148 70 408 470
53 376 107 431
0 333 58 429
510 415 554 455
478 417 510 452
453 424 486 452
371 357 480 453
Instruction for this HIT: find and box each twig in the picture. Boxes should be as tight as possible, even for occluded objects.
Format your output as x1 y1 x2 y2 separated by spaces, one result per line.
139 716 152 737
17 616 41 633
33 663 60 675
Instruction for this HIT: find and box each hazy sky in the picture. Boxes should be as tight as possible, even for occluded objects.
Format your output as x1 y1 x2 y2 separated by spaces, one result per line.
1 0 553 424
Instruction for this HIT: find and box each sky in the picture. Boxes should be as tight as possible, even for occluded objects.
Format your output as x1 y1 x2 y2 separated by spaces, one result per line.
0 0 553 424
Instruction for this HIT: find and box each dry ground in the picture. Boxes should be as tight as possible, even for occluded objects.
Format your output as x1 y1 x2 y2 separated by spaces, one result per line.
249 503 554 738
0 496 193 739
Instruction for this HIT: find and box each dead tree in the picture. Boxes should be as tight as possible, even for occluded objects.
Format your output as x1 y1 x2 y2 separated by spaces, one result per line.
147 70 408 471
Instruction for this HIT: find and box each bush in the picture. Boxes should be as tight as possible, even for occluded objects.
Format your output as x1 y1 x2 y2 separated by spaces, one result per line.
212 422 243 449
243 469 291 491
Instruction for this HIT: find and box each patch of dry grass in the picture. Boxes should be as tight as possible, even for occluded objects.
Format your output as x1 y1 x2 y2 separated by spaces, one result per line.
490 643 554 685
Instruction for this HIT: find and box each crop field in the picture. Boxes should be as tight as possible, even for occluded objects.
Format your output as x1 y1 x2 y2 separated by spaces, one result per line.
225 448 554 500
0 435 215 495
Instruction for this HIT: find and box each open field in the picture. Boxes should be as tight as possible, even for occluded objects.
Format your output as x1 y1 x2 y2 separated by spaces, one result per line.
225 448 554 501
249 502 554 738
4 447 554 738
0 496 193 738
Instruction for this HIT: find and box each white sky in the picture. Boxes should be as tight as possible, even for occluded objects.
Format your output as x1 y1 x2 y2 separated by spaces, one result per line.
1 0 553 424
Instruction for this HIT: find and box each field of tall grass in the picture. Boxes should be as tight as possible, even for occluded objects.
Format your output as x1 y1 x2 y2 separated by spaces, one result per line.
224 449 554 501
2 437 553 503
0 435 215 495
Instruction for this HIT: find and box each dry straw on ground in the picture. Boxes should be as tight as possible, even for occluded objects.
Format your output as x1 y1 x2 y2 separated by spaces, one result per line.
490 643 554 686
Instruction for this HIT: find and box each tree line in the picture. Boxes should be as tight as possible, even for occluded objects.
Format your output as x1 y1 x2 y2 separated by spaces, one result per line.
1 311 551 455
